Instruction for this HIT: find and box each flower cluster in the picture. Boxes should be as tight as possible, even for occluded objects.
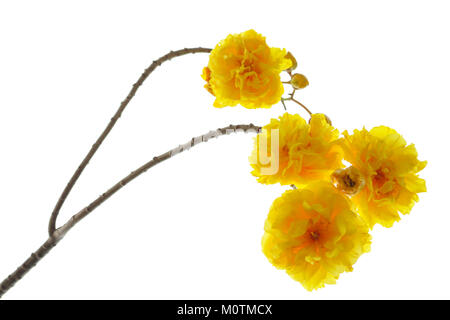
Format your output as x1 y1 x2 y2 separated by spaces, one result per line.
203 30 427 291
251 113 426 290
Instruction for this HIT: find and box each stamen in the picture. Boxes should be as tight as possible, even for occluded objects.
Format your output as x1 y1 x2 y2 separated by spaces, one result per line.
310 231 320 241
331 166 365 195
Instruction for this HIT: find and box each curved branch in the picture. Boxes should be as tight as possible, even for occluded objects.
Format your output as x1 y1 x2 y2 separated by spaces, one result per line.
0 124 261 298
48 47 212 236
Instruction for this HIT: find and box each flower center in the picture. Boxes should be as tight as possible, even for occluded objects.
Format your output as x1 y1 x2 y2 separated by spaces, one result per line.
343 174 356 188
331 166 365 195
373 168 388 187
372 167 397 198
310 231 320 241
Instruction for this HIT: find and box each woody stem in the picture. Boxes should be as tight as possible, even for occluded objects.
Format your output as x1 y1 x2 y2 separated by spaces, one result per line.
0 124 261 298
47 47 212 236
284 97 313 116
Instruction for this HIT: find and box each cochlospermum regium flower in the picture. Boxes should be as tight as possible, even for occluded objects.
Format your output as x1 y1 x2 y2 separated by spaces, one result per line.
249 113 343 186
262 182 371 291
339 126 427 228
201 29 292 108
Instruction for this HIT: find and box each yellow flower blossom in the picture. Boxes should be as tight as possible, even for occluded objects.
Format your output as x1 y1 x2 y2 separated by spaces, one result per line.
339 126 427 228
202 29 292 108
250 113 343 186
262 182 371 291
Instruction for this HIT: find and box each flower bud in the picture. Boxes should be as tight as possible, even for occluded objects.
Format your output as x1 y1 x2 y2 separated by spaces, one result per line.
309 113 332 126
290 73 309 89
285 51 297 72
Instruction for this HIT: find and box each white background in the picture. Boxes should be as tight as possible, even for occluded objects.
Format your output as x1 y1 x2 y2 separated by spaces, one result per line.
0 0 448 299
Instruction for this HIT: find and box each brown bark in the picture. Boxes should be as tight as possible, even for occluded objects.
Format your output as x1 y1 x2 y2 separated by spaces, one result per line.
0 124 261 298
48 47 212 236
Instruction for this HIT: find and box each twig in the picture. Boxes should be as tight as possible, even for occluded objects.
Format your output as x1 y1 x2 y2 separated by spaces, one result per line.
0 124 261 298
47 47 212 236
290 97 313 116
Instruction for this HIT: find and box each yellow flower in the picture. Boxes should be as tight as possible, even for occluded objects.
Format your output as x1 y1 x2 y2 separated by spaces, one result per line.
339 126 427 228
202 29 292 108
262 182 371 291
250 113 343 186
